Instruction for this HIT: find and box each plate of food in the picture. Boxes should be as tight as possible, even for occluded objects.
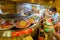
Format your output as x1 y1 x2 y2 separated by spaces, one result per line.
0 19 14 30
15 20 30 28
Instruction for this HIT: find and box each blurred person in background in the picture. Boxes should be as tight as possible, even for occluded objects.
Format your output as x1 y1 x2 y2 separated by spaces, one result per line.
49 7 60 24
54 22 60 40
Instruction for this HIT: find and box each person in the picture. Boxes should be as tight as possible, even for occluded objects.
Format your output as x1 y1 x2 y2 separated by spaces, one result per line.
54 22 60 40
49 7 60 24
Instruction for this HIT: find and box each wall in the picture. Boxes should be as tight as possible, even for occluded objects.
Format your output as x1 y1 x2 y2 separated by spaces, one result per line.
1 2 16 14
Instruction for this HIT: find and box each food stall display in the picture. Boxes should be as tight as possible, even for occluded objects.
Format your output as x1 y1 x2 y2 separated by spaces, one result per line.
0 19 14 30
0 15 39 40
0 3 41 40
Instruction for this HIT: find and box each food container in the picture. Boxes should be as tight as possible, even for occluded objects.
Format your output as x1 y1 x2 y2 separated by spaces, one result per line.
0 19 15 30
0 13 39 40
15 20 30 28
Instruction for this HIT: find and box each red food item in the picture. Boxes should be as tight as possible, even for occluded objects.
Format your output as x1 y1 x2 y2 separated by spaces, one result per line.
12 32 22 37
39 37 44 40
15 32 20 36
12 29 32 37
12 32 16 37
19 30 26 35
26 29 32 34
1 21 13 28
12 32 21 37
12 30 26 37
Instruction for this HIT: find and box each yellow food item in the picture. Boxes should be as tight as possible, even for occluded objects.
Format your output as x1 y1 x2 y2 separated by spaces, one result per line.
19 20 27 27
29 18 35 24
23 36 33 40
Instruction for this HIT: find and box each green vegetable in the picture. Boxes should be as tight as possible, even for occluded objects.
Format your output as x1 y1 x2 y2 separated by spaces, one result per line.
44 28 49 32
